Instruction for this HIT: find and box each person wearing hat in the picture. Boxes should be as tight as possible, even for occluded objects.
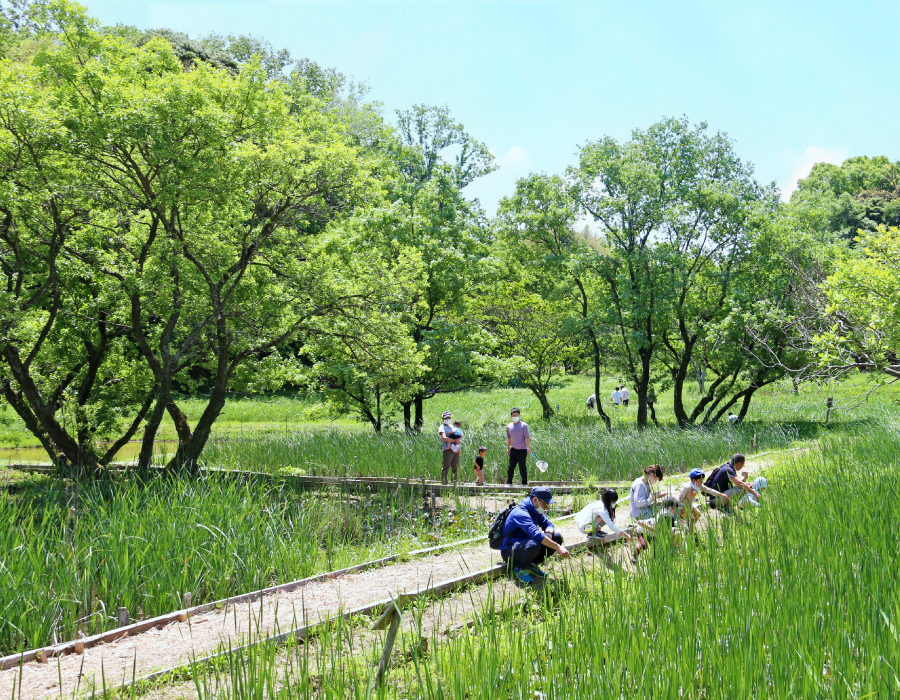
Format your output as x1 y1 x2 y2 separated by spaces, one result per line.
439 411 461 485
678 468 729 536
708 453 760 513
499 486 570 583
505 407 531 485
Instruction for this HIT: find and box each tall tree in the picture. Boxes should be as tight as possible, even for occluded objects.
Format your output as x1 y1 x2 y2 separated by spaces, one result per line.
333 104 497 431
0 0 375 476
571 116 781 428
497 173 613 428
816 225 900 380
479 287 578 420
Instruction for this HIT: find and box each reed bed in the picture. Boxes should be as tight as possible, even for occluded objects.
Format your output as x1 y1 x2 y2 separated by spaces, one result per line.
0 475 448 656
186 423 900 699
201 422 799 482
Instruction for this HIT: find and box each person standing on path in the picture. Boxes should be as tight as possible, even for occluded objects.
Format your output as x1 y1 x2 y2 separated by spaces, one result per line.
611 386 622 407
620 385 630 407
500 486 570 583
438 411 461 485
506 407 531 485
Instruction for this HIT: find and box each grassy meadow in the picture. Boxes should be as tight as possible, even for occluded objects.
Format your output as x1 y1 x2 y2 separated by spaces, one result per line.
171 373 900 482
1 372 898 670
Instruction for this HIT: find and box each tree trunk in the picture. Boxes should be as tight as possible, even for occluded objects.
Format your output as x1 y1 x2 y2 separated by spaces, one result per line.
1 346 100 477
1 382 62 464
414 394 425 431
167 393 224 477
401 401 413 432
671 330 698 428
591 337 612 430
635 348 652 429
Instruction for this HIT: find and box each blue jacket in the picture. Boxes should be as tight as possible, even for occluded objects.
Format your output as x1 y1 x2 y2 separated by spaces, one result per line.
499 497 554 553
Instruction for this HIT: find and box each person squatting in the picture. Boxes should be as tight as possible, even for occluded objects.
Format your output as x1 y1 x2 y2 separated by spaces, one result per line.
504 454 768 581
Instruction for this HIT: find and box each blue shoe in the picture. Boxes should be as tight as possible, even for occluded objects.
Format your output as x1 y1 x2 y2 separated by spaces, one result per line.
513 567 534 584
528 565 548 578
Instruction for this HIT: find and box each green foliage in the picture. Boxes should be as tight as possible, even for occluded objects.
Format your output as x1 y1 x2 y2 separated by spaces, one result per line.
568 116 781 427
0 0 378 474
818 225 900 379
792 155 900 241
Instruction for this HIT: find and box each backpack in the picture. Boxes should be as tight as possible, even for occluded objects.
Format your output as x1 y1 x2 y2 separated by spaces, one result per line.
704 463 726 492
488 502 518 550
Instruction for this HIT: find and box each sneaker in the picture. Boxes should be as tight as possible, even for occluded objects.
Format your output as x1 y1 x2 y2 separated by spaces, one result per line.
513 567 534 584
528 565 548 578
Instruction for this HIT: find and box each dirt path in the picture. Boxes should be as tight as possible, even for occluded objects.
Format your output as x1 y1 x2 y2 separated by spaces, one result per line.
2 455 779 700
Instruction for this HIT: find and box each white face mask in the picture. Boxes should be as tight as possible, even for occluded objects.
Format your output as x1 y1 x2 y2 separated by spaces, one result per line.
443 419 451 425
536 504 548 515
691 482 702 492
512 416 520 423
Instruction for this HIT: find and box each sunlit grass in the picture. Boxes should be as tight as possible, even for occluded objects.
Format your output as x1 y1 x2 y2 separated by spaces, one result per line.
187 421 900 699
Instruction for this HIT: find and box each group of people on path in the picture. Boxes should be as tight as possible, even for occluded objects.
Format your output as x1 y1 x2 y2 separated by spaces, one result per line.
587 385 629 412
438 407 534 486
497 453 768 583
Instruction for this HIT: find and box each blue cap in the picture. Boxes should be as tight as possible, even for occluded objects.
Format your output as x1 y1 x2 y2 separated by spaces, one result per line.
530 486 555 504
689 468 705 480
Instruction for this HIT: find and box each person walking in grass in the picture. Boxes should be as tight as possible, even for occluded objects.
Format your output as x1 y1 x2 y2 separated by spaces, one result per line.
707 453 760 513
678 468 728 537
575 488 632 546
620 385 630 407
438 411 461 485
500 487 570 583
505 407 531 485
611 386 622 407
473 446 487 485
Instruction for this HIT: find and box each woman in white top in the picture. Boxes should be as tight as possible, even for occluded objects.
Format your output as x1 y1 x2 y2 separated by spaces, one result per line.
575 489 632 545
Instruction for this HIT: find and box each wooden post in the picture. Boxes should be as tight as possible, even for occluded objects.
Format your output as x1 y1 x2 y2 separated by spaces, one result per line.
372 601 403 687
751 434 757 454
178 592 192 622
681 459 685 473
117 607 129 628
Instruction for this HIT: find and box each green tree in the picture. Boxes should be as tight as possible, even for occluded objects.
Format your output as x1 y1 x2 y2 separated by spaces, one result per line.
570 116 781 428
478 286 578 420
817 225 900 380
320 104 497 432
0 0 375 476
791 156 900 242
497 173 613 428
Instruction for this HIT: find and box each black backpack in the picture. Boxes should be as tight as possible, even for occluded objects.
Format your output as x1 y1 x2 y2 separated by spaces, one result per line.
488 502 518 550
704 462 729 492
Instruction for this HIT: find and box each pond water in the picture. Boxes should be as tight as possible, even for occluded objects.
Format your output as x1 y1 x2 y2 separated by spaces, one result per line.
0 442 172 465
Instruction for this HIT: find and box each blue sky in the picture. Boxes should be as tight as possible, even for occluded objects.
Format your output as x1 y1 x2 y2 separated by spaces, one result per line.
81 0 899 218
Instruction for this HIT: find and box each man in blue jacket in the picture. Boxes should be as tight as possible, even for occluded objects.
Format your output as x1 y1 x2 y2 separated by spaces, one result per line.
500 486 570 583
